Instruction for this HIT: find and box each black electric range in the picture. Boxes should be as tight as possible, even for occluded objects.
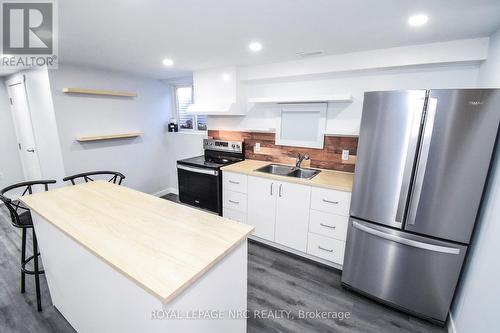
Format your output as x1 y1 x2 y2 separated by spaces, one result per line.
177 139 244 215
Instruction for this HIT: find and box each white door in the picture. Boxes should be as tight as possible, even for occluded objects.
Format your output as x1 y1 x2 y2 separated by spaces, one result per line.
275 182 311 252
6 77 42 180
247 176 277 241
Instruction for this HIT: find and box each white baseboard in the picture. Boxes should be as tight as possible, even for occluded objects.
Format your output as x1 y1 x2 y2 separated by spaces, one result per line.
167 187 179 195
448 311 457 333
152 187 178 197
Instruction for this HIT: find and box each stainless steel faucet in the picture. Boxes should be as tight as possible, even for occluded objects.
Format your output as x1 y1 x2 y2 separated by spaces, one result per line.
295 153 310 168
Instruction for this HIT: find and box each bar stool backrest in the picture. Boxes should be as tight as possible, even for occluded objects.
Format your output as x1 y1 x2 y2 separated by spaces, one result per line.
0 180 57 228
63 171 125 186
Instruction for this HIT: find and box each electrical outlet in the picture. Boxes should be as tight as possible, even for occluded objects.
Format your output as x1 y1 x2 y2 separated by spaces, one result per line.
0 171 4 180
342 149 349 161
254 142 261 152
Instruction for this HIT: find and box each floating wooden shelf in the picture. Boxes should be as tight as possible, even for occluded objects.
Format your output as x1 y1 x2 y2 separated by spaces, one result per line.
63 88 137 97
248 95 352 104
76 132 143 142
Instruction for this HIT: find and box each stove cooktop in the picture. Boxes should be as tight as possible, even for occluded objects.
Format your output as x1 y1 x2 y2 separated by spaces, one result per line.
177 155 236 169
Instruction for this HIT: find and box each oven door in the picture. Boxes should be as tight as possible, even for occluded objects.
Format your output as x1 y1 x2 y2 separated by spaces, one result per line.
177 163 221 214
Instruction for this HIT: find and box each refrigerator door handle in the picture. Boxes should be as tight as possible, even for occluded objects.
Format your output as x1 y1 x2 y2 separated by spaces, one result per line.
352 221 461 255
406 98 438 226
395 97 426 223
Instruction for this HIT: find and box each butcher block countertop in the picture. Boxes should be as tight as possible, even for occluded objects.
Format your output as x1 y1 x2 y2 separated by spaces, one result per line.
222 159 354 192
20 181 254 303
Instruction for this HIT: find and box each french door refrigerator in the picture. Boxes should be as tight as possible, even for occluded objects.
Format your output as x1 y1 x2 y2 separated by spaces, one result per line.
342 89 500 325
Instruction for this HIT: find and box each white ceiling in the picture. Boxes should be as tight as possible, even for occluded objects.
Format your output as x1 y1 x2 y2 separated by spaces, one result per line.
6 0 500 78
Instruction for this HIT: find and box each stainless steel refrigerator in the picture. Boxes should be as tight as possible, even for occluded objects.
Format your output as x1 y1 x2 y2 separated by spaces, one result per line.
342 89 500 325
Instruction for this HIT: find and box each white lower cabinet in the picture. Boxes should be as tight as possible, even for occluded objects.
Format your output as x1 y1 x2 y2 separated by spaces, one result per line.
307 232 346 265
308 210 348 241
247 176 277 241
223 207 247 224
223 190 247 212
223 171 351 268
274 182 311 252
311 187 351 216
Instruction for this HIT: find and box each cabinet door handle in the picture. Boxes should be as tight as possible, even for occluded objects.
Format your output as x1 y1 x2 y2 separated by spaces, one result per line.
320 223 336 229
270 183 274 196
318 246 333 253
229 180 240 184
229 200 240 204
322 199 339 204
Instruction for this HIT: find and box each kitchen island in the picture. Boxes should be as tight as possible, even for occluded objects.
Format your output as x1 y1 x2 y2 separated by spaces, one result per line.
20 181 254 333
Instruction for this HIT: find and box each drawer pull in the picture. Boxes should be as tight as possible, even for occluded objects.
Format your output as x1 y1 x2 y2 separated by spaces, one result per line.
318 246 333 253
320 223 336 229
322 199 339 204
228 180 240 184
228 200 240 204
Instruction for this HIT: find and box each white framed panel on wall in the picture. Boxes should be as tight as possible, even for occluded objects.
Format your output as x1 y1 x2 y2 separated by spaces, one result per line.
275 103 327 149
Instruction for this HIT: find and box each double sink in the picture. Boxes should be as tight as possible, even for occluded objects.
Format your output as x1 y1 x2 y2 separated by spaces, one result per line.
255 164 321 180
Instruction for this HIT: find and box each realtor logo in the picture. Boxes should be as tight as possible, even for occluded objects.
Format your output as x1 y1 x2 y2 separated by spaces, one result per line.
1 0 58 68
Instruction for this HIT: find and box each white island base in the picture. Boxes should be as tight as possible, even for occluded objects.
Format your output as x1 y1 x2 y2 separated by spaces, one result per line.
33 212 248 333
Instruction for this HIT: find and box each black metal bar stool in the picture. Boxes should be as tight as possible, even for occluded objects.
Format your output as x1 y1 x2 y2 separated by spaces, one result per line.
63 171 125 185
0 180 57 311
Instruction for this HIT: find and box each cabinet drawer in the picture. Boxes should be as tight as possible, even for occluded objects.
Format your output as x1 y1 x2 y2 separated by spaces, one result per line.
223 207 247 224
307 232 345 265
223 190 247 212
223 172 248 194
311 187 351 216
309 210 348 241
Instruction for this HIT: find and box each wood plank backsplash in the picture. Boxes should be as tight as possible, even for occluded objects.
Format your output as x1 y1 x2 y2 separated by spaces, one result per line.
208 130 358 172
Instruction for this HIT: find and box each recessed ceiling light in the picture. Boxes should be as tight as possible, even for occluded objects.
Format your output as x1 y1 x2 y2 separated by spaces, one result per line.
248 42 263 52
222 73 231 81
408 14 429 27
162 58 174 66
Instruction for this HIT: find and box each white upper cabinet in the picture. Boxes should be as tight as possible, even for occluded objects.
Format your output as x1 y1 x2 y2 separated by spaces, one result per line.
275 103 327 149
187 66 246 115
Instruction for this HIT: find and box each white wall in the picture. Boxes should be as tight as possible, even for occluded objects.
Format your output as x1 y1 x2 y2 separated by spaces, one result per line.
478 29 500 87
48 65 173 194
450 29 500 333
209 64 480 135
0 80 24 189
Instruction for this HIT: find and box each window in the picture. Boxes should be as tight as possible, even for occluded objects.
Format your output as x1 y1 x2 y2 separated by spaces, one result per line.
175 86 207 131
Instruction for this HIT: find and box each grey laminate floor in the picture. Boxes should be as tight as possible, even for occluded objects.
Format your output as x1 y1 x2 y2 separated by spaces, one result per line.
246 240 445 333
0 205 75 333
0 197 446 333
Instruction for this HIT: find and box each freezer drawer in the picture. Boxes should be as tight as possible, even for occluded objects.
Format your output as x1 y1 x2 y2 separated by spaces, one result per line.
342 218 467 323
